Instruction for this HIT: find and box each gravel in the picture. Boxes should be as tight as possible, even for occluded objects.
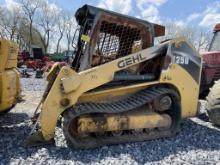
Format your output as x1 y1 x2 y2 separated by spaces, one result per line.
0 73 220 165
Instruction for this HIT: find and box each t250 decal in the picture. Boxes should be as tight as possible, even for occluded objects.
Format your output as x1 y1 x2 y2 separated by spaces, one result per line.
174 55 189 65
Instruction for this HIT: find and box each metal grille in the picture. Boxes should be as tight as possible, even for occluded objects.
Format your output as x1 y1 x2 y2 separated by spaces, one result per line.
94 21 142 64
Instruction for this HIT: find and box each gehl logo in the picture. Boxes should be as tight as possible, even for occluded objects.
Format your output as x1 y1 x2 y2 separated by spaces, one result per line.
117 53 146 69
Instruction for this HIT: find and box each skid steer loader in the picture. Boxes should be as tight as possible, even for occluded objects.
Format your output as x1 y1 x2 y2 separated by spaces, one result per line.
26 5 202 149
0 39 21 113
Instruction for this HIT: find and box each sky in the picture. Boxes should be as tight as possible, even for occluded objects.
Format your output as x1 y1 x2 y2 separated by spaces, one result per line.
45 0 220 29
1 0 220 30
0 0 219 52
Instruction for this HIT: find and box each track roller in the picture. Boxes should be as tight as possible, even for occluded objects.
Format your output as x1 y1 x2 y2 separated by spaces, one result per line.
62 87 181 149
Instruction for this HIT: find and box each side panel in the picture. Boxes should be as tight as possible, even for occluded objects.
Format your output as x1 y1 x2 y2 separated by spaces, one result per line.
170 42 201 83
0 69 20 112
160 41 202 118
78 81 158 103
0 39 19 72
160 65 200 118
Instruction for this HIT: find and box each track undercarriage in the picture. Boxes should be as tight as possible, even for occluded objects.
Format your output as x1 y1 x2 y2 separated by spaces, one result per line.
62 87 181 149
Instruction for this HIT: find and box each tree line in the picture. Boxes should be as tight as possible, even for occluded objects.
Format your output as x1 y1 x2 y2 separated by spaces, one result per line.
0 0 76 53
0 0 213 53
158 23 213 52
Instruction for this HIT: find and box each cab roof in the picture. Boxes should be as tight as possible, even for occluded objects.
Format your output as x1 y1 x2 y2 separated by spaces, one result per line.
75 4 165 37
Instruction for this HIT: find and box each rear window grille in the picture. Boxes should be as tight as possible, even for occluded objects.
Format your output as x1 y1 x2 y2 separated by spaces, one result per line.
97 33 119 57
94 21 142 65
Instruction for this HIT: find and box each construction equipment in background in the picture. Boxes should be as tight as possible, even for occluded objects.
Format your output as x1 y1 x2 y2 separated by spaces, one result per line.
0 39 21 113
25 49 52 71
202 23 220 126
47 52 65 62
47 50 75 64
18 47 54 71
200 23 220 98
26 5 202 149
18 47 55 78
17 50 29 68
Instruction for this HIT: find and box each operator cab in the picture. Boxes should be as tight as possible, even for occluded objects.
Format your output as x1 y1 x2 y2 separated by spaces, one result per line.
71 5 165 74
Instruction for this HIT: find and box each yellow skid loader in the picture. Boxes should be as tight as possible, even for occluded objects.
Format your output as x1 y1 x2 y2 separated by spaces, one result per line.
0 39 21 113
26 5 202 149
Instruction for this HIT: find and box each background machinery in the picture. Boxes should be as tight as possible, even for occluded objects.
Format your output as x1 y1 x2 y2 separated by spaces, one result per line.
200 23 220 98
201 23 220 126
18 47 52 68
0 39 21 113
18 47 47 70
26 5 202 149
18 47 55 78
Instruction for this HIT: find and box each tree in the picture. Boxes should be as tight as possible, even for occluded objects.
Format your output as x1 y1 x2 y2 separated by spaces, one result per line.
157 23 212 52
55 11 66 53
64 11 76 52
37 1 60 53
0 7 5 38
17 21 46 50
19 0 41 49
0 5 18 40
0 6 23 41
196 30 212 51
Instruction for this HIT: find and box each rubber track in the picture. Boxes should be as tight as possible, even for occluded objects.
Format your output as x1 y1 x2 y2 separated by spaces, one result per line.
62 87 181 149
71 88 168 116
